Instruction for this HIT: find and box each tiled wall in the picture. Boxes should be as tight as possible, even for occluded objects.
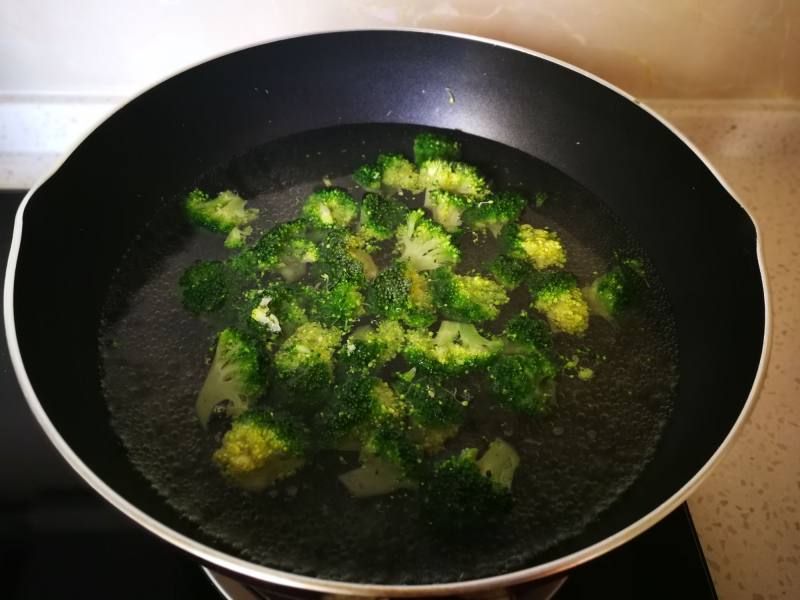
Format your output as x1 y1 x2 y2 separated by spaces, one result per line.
2 0 798 99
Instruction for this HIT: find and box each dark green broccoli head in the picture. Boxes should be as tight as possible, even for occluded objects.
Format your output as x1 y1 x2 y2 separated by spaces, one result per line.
302 188 358 229
185 189 259 235
430 267 509 323
251 219 318 282
311 228 367 287
359 192 408 241
584 258 645 320
366 260 436 328
503 311 552 351
308 281 365 329
462 191 526 237
487 351 557 415
394 370 464 453
317 374 379 448
422 447 513 533
240 281 310 341
413 132 462 165
487 254 532 291
274 322 343 395
179 260 229 315
353 163 382 191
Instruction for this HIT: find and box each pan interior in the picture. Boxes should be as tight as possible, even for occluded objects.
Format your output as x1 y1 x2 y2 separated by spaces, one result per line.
98 123 678 584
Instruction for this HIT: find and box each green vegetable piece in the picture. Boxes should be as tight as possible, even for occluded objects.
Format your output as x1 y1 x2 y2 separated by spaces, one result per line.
185 189 259 235
487 254 532 291
404 321 502 376
274 322 343 394
462 191 526 237
377 153 422 193
394 370 464 454
503 311 552 351
366 260 437 328
423 188 471 233
195 329 266 427
487 351 557 415
213 410 305 491
339 320 406 373
528 271 589 335
395 209 461 272
359 192 409 241
413 132 462 165
417 159 490 199
251 219 318 282
430 267 509 323
302 188 358 229
353 163 382 191
308 281 365 329
500 223 566 270
583 258 646 320
179 260 229 315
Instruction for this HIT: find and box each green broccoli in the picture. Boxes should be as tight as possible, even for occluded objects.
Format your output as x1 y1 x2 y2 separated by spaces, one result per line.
302 188 358 229
311 228 370 286
353 154 422 194
503 310 552 351
395 209 461 272
394 368 464 454
338 320 406 373
417 159 490 200
213 410 305 491
462 191 526 237
487 254 532 291
243 281 309 339
487 351 557 415
359 192 408 241
195 329 266 427
422 440 519 532
404 321 502 375
250 220 318 282
501 223 566 270
583 258 646 320
413 132 462 165
430 267 509 323
179 260 229 315
366 260 437 328
338 453 418 498
528 271 589 335
274 322 343 394
185 189 259 247
308 281 365 329
423 189 471 233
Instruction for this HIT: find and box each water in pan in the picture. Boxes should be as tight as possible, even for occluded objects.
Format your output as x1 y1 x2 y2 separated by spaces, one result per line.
99 124 677 584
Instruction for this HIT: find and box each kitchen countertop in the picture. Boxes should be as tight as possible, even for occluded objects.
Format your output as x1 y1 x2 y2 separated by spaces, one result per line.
1 98 798 599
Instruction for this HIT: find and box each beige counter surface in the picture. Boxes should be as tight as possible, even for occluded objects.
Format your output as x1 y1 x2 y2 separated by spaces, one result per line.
647 100 800 600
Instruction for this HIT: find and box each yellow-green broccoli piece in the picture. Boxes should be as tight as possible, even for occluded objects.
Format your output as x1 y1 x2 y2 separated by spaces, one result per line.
302 188 357 228
353 154 422 194
404 321 502 375
338 320 406 373
274 322 343 393
528 271 589 335
213 410 305 491
583 258 646 320
430 267 509 323
423 188 471 233
501 223 566 270
462 191 526 237
366 260 436 328
251 219 319 282
413 132 462 165
395 209 461 272
417 159 490 200
359 192 408 241
185 189 259 248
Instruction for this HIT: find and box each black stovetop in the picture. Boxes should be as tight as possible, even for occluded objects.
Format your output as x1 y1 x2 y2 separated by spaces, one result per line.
0 190 716 599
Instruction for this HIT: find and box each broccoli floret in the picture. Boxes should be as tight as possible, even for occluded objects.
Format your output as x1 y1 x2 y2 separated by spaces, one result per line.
195 329 266 427
503 311 552 351
338 320 406 373
353 163 382 191
359 192 409 241
430 267 509 323
311 228 370 286
417 159 490 199
583 258 646 320
462 191 526 237
501 224 566 270
302 188 358 229
413 132 462 165
250 220 318 282
404 321 502 375
395 209 461 272
377 154 422 193
394 369 464 454
338 453 418 498
366 260 436 328
344 233 380 280
487 351 557 415
423 189 471 233
185 189 259 238
243 281 309 339
487 254 532 291
179 260 229 314
422 440 519 532
274 322 343 394
223 225 253 249
528 271 589 335
213 410 305 491
308 281 365 329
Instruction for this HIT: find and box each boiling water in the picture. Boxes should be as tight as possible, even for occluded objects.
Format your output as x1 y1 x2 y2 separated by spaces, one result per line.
99 124 678 584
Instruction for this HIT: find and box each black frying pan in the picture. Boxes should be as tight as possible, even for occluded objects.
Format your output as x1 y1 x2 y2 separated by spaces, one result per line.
4 30 768 595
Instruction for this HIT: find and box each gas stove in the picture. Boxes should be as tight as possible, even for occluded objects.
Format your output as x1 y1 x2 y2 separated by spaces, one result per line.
0 190 716 599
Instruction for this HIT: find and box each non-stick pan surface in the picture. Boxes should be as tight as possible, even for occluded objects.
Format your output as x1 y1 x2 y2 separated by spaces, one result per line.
4 30 767 595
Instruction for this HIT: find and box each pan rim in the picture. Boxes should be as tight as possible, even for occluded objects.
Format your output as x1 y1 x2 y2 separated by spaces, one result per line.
3 27 772 597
